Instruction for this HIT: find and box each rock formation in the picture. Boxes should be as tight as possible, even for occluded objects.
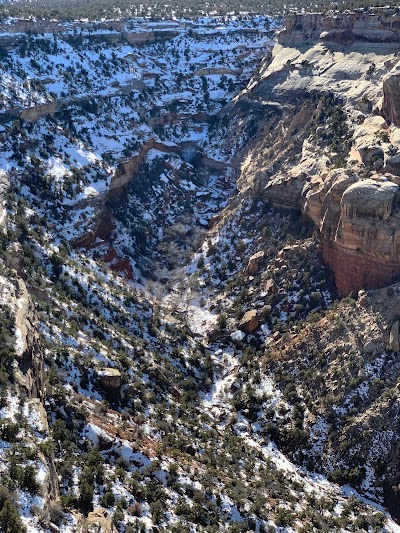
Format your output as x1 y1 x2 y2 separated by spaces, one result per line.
383 74 400 126
10 276 60 508
98 368 122 389
109 138 180 196
78 507 117 533
304 172 400 295
246 250 267 275
13 277 44 399
234 9 400 295
239 309 260 334
278 9 400 47
389 320 400 352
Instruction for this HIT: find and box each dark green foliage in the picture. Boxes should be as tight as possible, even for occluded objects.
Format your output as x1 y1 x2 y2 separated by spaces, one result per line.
79 474 94 513
50 253 63 280
9 462 40 494
48 503 66 526
100 487 115 508
0 305 16 390
0 421 20 442
0 498 26 533
150 500 165 524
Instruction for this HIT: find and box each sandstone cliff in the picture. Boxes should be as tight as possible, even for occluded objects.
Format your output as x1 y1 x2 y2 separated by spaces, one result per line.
233 9 400 295
278 8 400 47
13 277 44 398
4 274 60 509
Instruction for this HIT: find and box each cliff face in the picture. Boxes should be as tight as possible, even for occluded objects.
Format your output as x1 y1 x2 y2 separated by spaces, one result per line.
234 8 400 295
13 277 44 398
109 138 181 196
305 172 400 294
279 9 400 46
3 274 60 508
382 74 400 126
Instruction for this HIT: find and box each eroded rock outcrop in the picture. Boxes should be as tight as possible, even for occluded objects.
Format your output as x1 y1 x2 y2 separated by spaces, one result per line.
234 10 400 296
383 74 400 126
305 170 400 295
7 276 60 508
77 507 117 533
246 250 267 275
389 320 400 352
13 277 44 398
98 368 122 389
278 9 400 47
109 138 180 195
319 155 400 294
239 309 260 334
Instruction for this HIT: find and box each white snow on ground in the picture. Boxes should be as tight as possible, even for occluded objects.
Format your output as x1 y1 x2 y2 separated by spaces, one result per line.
186 301 217 336
19 490 45 533
0 13 397 532
113 440 151 467
23 401 46 433
84 422 110 445
341 485 400 532
0 391 20 420
14 326 25 355
230 329 245 341
199 320 400 529
202 348 238 417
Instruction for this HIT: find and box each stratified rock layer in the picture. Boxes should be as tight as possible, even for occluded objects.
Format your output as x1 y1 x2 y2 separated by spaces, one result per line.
383 74 400 126
305 172 400 294
235 10 400 295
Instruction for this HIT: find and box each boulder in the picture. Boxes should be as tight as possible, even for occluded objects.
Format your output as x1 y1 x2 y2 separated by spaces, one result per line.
239 310 260 334
246 250 266 275
259 305 272 320
264 279 278 295
341 179 398 221
385 153 400 175
230 330 246 342
98 368 122 389
353 127 385 165
357 290 369 308
85 508 117 533
363 341 380 354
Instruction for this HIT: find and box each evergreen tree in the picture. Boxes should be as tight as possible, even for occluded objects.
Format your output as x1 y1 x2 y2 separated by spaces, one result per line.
0 500 26 533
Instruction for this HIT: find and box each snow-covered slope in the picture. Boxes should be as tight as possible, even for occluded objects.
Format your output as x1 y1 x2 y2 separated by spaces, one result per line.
0 12 399 533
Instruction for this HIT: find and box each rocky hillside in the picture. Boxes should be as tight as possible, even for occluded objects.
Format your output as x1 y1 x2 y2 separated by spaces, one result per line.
1 8 400 533
203 5 400 524
229 7 400 297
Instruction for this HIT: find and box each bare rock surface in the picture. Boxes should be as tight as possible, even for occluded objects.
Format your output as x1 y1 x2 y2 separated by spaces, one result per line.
239 309 260 334
236 11 400 295
246 250 267 275
98 368 122 389
389 320 400 352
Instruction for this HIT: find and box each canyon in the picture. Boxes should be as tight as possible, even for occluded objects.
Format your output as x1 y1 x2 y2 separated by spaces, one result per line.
2 8 400 533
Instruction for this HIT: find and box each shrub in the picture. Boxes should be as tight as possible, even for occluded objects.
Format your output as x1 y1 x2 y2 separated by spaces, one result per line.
48 503 66 526
0 499 26 533
0 421 20 442
150 500 165 524
78 476 93 513
275 507 294 527
9 463 40 494
100 488 115 508
127 502 142 517
217 313 227 330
